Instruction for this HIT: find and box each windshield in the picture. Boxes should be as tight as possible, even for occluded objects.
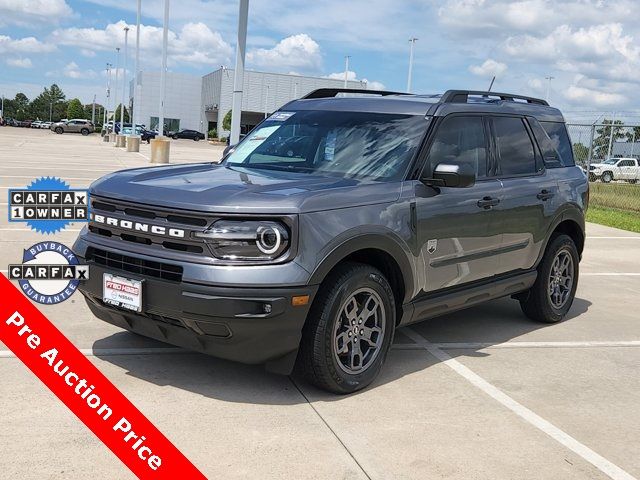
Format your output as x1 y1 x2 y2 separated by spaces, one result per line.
224 110 427 181
603 158 618 164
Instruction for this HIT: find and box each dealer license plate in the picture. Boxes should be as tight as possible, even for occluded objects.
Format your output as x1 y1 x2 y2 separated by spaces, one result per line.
103 273 143 312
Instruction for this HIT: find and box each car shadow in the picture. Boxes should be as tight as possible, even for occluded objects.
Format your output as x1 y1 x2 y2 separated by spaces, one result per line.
92 296 592 405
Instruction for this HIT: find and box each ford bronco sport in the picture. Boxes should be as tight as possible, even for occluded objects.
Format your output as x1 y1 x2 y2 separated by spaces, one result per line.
74 89 588 394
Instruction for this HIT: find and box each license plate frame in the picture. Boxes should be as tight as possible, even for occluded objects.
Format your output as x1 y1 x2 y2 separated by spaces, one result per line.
102 273 143 313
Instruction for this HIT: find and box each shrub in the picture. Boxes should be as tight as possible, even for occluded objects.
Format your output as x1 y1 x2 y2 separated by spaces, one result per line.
208 129 217 139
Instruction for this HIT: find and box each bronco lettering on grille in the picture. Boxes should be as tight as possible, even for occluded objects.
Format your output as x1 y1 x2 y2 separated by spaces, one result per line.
90 213 186 238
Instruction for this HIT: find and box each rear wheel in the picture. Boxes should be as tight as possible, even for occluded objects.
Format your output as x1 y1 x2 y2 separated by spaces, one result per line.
519 234 579 323
80 128 89 136
601 171 613 183
172 134 179 140
194 136 200 141
298 263 395 394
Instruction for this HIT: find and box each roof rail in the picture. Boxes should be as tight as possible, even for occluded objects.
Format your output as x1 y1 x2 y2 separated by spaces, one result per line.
302 88 408 99
440 90 549 106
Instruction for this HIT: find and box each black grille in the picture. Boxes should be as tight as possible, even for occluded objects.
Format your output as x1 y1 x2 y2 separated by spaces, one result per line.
86 247 183 282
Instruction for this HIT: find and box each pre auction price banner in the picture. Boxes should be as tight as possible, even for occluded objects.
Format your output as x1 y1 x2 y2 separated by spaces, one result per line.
0 274 206 480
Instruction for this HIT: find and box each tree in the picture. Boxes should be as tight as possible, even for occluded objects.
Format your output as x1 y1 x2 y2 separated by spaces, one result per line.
13 93 30 120
66 98 85 120
114 104 130 123
593 119 626 159
572 142 589 165
222 110 232 131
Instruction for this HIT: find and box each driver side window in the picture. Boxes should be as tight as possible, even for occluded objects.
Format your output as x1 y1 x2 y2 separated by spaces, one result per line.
427 116 487 178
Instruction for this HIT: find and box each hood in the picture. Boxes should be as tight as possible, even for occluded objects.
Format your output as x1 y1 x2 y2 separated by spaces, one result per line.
89 163 402 214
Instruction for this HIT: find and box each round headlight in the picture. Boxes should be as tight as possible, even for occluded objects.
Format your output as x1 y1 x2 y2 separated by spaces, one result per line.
256 225 282 254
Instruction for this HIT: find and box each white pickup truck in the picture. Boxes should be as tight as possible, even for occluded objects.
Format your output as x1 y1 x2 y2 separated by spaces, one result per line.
589 157 640 183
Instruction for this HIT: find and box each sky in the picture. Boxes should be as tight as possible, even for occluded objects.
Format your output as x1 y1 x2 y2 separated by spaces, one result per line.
2 0 640 123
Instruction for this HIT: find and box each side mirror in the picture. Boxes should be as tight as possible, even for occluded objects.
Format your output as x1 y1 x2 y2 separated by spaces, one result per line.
428 163 476 188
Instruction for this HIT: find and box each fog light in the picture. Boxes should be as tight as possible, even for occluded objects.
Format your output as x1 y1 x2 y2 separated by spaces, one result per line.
263 303 272 314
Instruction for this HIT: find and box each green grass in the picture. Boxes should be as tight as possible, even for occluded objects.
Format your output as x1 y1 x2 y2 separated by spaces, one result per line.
586 205 640 233
589 182 640 213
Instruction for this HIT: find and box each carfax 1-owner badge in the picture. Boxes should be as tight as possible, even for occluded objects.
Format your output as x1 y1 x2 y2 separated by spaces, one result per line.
8 241 89 304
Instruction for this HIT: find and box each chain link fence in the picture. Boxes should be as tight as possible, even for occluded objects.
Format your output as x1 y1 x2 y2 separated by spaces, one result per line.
566 123 640 226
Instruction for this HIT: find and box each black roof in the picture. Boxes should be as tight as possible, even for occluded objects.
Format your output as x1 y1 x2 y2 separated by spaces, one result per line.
287 88 565 123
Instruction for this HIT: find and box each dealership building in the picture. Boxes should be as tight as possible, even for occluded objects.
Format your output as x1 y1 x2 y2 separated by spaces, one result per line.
131 68 366 136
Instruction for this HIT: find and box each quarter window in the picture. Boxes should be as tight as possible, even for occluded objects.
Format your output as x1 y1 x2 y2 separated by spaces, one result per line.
493 117 537 176
426 116 487 178
540 121 575 167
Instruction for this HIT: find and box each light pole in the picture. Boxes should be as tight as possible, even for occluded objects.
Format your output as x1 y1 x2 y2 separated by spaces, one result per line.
343 55 350 88
407 37 418 93
49 102 53 122
105 63 112 126
158 0 170 137
264 84 269 118
230 0 249 145
545 76 554 102
133 0 141 133
113 47 120 139
1 95 4 120
121 26 129 136
607 112 617 160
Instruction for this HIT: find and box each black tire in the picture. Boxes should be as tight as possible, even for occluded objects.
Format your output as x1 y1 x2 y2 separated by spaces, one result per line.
80 128 89 136
55 127 63 134
629 179 638 184
601 171 613 183
588 173 596 182
298 262 395 394
519 234 579 323
172 134 179 140
194 136 200 141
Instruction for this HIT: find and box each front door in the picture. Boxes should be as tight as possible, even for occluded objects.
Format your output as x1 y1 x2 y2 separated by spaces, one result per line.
415 115 504 293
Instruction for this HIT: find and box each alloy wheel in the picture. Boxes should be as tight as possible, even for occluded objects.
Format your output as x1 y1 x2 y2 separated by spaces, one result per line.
548 249 574 309
333 287 386 374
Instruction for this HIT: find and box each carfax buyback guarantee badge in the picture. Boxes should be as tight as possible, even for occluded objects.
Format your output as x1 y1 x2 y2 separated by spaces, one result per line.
8 241 89 304
8 176 89 234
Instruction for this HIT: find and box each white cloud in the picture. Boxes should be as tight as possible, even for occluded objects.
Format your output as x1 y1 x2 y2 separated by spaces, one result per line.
469 59 508 77
50 20 232 67
6 57 33 68
324 70 385 90
46 62 97 80
0 34 55 54
80 48 96 58
247 34 321 71
0 0 72 25
565 85 626 107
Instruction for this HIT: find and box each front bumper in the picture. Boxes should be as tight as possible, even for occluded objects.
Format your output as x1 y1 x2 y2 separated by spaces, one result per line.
78 256 317 374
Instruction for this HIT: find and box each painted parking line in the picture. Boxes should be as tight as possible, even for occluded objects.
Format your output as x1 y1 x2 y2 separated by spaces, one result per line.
1 175 97 181
586 236 640 239
402 327 637 480
581 273 640 276
0 227 82 232
393 340 640 350
0 166 117 172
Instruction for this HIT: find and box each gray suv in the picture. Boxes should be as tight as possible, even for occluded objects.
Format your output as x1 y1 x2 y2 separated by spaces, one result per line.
74 89 588 394
51 119 94 135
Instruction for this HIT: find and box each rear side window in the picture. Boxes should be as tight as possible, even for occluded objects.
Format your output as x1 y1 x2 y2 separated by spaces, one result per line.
540 121 575 167
426 116 487 178
618 160 635 167
493 117 537 176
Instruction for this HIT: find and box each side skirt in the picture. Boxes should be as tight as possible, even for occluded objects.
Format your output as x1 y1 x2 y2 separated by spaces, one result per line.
402 270 537 326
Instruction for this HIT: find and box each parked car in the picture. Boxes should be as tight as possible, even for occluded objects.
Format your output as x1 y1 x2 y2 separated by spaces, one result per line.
51 119 94 135
75 88 587 394
588 157 640 183
41 121 52 129
172 129 205 141
119 126 157 144
31 121 43 129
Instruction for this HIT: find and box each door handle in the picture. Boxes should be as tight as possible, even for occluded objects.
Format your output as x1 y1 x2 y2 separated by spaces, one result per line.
477 196 500 209
537 189 555 201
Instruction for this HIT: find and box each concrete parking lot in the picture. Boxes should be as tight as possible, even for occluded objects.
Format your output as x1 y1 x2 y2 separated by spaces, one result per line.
1 128 639 479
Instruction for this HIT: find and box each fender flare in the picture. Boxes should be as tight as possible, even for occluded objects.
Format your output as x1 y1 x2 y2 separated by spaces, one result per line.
535 205 585 266
308 231 416 305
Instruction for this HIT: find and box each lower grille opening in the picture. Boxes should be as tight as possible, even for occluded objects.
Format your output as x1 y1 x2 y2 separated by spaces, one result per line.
86 247 183 282
121 233 153 245
89 225 113 237
162 241 203 253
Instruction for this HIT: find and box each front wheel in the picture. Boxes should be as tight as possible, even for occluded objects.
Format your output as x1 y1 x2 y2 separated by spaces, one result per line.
601 171 613 183
55 127 63 134
298 263 395 394
194 136 200 141
519 234 579 323
172 134 178 140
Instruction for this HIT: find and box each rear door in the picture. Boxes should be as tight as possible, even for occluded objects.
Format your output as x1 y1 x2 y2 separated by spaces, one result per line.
415 114 504 292
617 159 637 180
491 115 559 272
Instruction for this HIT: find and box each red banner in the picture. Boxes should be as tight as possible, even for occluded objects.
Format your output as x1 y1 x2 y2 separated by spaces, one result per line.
0 274 206 479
